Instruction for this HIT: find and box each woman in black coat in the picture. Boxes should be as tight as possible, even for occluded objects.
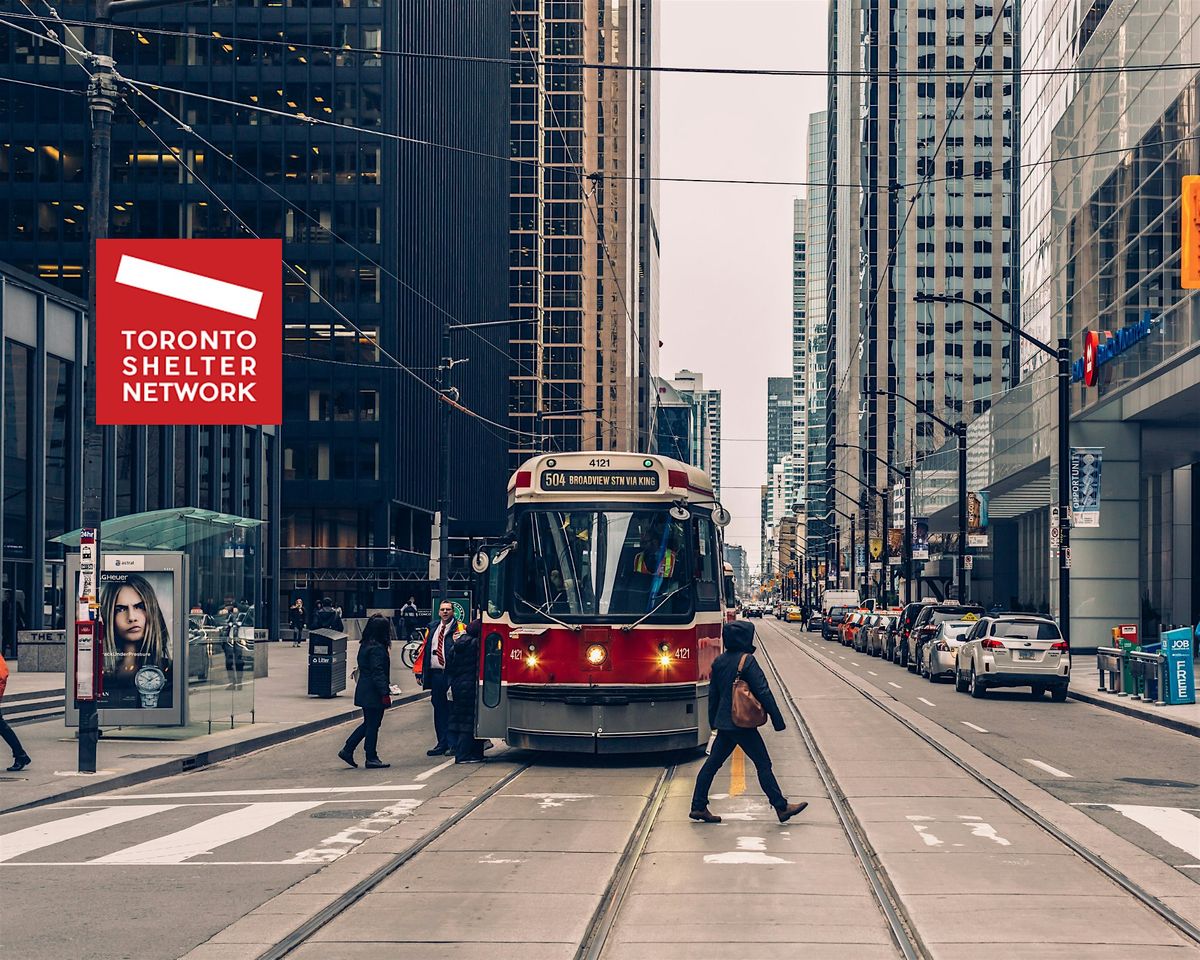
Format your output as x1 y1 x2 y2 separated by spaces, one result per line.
447 618 485 763
338 614 393 769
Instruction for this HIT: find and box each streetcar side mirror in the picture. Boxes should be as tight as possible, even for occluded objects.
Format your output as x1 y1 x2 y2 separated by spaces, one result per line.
472 549 491 573
669 503 690 522
711 504 732 528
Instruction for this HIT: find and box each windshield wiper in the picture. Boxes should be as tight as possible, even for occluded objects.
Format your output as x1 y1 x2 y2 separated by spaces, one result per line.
621 585 689 632
515 594 582 632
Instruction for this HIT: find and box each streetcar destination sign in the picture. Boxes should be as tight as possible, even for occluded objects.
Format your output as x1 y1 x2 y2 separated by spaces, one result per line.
541 469 661 492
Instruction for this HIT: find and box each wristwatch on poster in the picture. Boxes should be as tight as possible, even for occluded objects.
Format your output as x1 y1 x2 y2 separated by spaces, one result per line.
134 665 167 708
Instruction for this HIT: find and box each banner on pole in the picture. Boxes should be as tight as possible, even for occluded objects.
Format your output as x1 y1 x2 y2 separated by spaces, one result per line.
967 491 989 547
1070 447 1103 528
869 537 883 560
912 518 930 560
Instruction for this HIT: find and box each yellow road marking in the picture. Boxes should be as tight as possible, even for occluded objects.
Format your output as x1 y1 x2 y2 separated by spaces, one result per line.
730 747 746 796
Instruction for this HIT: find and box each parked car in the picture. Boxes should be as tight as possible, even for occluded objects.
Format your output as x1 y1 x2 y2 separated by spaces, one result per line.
853 614 879 653
806 611 826 632
905 603 984 672
842 610 868 647
955 614 1069 700
786 605 804 623
823 606 849 641
864 614 896 657
919 620 974 681
890 600 935 664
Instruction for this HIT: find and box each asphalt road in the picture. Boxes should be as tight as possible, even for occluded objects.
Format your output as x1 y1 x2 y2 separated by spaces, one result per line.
0 695 509 960
771 619 1200 880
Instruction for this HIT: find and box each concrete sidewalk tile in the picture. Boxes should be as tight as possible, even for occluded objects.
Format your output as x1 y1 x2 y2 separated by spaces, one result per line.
178 944 271 960
849 795 1032 823
426 816 634 853
616 891 876 927
645 818 851 855
882 850 1112 896
928 944 1200 960
248 892 342 915
496 774 659 797
904 893 1192 946
628 851 878 895
289 943 575 960
834 775 993 798
210 911 312 944
603 944 899 960
374 850 620 894
860 817 1069 854
466 793 648 821
308 891 595 943
611 922 895 945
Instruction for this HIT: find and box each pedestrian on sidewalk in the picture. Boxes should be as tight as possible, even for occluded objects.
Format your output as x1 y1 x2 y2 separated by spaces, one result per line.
0 650 30 772
420 601 460 756
448 618 486 764
312 597 343 633
689 620 807 824
338 614 393 770
288 599 306 647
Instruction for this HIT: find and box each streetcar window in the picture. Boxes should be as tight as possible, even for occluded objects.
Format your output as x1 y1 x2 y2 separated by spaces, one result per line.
511 509 694 621
694 516 720 610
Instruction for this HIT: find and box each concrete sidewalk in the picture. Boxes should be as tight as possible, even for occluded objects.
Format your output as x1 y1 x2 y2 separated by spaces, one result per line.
0 643 427 816
1070 658 1200 738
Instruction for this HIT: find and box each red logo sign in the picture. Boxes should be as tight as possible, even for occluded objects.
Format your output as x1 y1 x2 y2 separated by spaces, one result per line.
1082 330 1100 387
97 239 282 425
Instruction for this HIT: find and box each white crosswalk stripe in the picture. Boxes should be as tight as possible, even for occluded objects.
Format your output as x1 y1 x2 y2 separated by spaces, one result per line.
0 805 178 863
1109 804 1200 860
92 801 323 865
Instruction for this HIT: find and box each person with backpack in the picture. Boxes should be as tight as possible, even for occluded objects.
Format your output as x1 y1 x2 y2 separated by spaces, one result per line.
312 597 344 632
689 620 808 824
0 650 30 772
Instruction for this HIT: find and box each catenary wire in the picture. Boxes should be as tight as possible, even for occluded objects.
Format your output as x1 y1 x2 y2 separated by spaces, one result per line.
9 10 1200 80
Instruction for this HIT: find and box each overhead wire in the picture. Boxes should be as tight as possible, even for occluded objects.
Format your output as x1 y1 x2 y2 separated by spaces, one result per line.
21 2 541 443
8 10 1200 80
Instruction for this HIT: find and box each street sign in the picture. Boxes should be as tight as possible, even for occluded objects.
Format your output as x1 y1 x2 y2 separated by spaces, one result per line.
97 239 282 425
1050 506 1061 557
1183 176 1200 288
964 554 974 570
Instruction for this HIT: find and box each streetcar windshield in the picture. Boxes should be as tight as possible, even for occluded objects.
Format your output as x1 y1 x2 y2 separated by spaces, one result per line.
510 508 713 621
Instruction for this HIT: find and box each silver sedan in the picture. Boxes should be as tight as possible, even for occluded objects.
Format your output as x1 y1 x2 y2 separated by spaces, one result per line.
920 620 975 681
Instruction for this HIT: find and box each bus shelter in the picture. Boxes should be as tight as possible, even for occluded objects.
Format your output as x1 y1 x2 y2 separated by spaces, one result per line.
54 508 265 730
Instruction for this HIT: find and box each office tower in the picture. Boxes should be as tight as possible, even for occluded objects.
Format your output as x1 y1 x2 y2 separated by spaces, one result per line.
506 0 659 463
668 369 721 494
805 112 829 569
792 198 808 520
0 2 512 622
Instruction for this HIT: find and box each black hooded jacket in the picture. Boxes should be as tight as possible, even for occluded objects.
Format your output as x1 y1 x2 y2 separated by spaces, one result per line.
707 621 786 732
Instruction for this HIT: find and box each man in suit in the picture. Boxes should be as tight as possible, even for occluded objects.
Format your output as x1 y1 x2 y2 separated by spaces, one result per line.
421 600 460 756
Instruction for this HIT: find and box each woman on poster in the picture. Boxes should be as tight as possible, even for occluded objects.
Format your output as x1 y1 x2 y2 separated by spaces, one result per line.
100 573 174 710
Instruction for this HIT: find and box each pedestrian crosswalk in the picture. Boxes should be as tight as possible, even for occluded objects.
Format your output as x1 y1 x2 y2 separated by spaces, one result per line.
1076 802 1200 863
0 791 427 867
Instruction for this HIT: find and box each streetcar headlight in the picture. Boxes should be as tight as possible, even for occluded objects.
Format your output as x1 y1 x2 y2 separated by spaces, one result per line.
585 643 608 666
657 642 672 667
525 653 539 668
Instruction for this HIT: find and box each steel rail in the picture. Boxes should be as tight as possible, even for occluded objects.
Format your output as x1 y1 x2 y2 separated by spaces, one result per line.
755 634 925 960
768 620 1200 949
258 762 532 960
576 765 675 960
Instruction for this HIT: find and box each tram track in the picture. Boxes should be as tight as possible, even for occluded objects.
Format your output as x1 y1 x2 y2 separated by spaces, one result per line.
764 619 1200 951
756 631 926 960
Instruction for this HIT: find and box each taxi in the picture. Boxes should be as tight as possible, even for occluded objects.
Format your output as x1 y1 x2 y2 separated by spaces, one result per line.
785 605 804 623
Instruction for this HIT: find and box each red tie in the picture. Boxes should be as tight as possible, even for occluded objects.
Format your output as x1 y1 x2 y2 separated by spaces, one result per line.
436 624 445 666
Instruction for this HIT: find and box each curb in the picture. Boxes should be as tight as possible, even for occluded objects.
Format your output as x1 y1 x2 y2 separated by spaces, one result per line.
0 690 430 817
1069 687 1200 739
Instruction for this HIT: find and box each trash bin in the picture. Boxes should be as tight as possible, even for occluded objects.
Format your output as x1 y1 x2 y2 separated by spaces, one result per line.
1113 624 1140 697
1161 626 1196 705
308 628 348 698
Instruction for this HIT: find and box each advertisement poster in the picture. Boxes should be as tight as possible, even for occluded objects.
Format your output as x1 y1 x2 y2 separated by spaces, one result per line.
912 518 930 561
888 527 903 564
967 491 990 547
1070 447 1103 528
97 570 177 711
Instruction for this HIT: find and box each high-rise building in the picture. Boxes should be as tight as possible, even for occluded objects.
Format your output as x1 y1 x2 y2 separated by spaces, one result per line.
827 0 1019 588
763 376 793 572
652 378 692 465
804 112 830 570
0 1 513 622
506 0 659 464
668 369 720 494
791 198 808 518
723 542 750 596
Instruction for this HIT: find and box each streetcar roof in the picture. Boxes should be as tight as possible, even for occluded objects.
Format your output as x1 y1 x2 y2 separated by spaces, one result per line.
509 452 716 504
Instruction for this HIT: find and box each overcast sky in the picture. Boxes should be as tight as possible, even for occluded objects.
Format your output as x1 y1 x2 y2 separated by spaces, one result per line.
658 0 829 574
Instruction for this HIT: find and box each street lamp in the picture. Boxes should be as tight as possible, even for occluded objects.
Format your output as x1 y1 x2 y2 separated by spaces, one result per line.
915 291 1073 648
869 388 968 603
833 469 889 604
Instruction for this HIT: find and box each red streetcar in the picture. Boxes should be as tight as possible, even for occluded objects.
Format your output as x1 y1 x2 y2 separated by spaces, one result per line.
473 452 732 753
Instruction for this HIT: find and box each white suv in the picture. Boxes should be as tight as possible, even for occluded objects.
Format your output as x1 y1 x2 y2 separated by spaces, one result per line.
954 615 1070 701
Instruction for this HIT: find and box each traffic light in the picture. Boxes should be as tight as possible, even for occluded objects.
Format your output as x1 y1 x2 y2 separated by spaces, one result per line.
1182 176 1200 288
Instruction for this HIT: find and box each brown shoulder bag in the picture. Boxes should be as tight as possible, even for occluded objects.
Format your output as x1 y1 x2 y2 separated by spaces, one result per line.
731 653 767 728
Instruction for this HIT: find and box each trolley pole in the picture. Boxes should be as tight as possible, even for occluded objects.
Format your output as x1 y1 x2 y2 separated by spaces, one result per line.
437 322 451 603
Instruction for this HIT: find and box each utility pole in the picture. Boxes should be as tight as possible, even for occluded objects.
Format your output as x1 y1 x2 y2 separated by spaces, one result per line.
437 323 452 604
903 468 913 604
957 422 967 602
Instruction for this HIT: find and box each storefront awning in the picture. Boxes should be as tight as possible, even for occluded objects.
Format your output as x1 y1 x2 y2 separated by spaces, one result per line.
52 508 265 551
